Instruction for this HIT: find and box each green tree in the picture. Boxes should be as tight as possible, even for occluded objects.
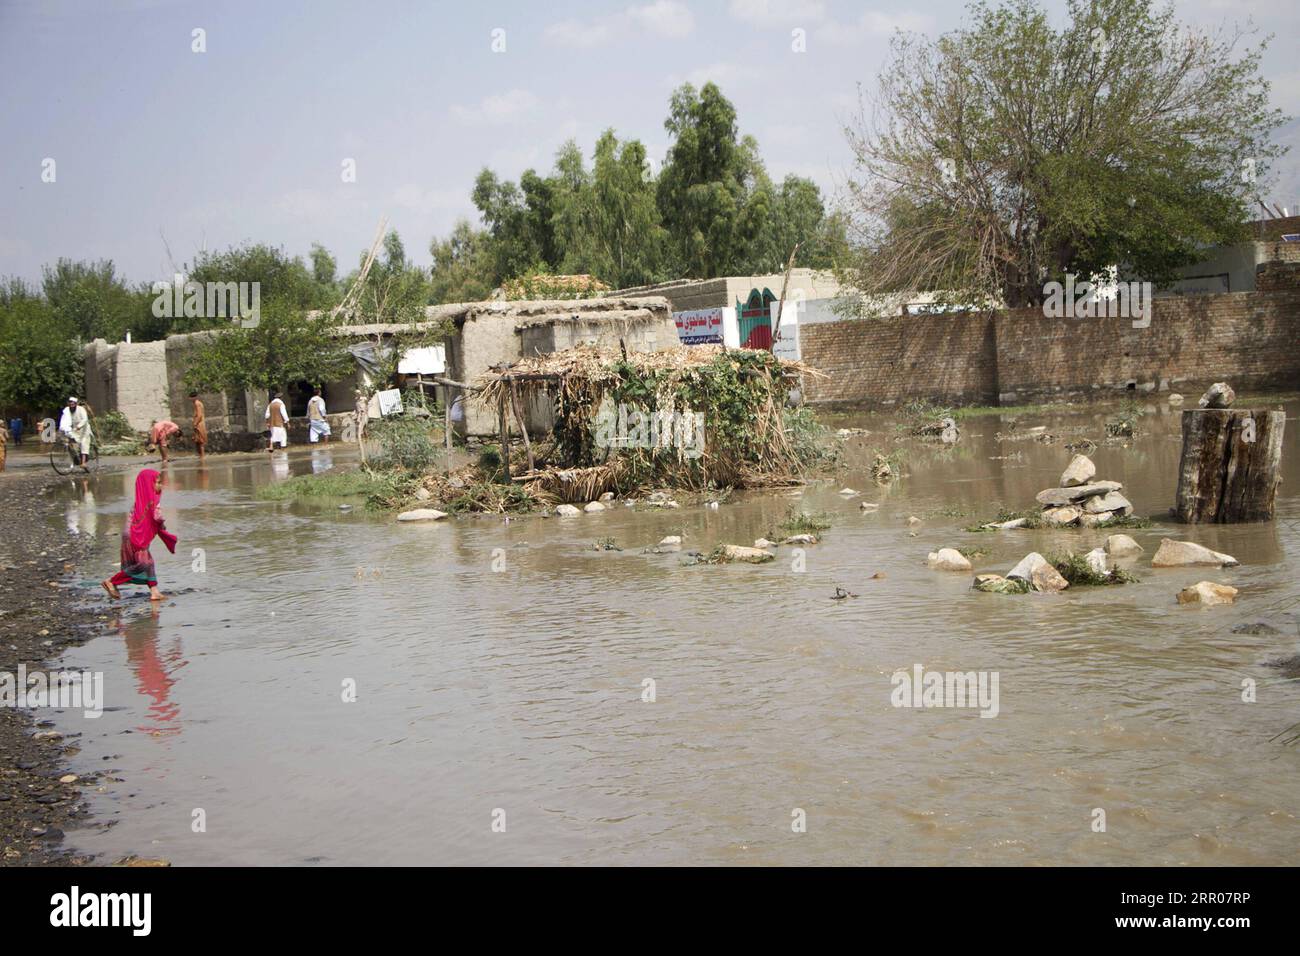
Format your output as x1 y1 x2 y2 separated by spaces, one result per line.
344 229 431 324
41 258 144 342
0 296 84 415
429 220 495 303
840 0 1288 308
181 298 354 394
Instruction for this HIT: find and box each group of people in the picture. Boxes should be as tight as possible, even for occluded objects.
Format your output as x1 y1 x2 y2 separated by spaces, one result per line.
265 387 331 451
145 393 208 463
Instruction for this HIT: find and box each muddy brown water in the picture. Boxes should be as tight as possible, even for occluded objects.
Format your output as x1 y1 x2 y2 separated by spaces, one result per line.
39 398 1300 865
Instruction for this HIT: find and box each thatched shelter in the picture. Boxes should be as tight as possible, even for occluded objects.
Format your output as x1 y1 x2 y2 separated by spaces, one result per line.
474 344 822 501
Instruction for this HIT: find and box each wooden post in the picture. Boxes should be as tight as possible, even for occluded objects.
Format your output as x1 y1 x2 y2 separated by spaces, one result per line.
509 381 534 473
498 387 511 482
444 386 453 476
1174 408 1285 522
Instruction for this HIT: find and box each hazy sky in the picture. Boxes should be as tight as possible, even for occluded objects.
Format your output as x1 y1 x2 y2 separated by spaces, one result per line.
2 0 1297 285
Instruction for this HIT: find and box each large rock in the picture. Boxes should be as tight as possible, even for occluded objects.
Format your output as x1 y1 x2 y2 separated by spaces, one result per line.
397 508 447 522
1104 534 1143 557
1042 505 1083 526
1197 382 1235 409
554 504 581 517
783 534 818 545
927 548 972 572
414 486 433 501
753 538 776 549
1060 454 1096 487
1151 539 1239 568
718 545 775 564
584 501 607 513
1030 563 1070 593
1083 491 1132 515
658 535 682 547
1007 551 1070 592
1177 581 1239 606
1035 481 1123 507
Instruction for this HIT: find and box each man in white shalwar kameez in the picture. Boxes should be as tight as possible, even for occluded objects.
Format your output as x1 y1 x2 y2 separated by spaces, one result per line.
265 391 289 451
58 397 93 469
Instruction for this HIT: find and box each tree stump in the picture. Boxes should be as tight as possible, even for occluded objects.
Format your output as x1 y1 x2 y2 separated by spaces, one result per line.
1174 409 1284 522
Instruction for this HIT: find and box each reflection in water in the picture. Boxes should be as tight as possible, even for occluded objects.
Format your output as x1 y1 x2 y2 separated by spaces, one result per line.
65 481 98 536
42 400 1300 865
311 451 333 474
114 605 186 737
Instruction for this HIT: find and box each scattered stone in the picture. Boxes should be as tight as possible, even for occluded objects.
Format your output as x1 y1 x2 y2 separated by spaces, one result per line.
1168 393 1184 405
657 536 681 549
859 502 879 512
554 504 581 517
927 548 972 572
413 486 433 501
1007 551 1070 592
1151 539 1239 568
1083 548 1109 577
397 508 448 522
718 545 776 564
1035 481 1123 507
1060 454 1096 487
973 574 1029 594
1077 512 1115 528
58 774 77 784
598 492 615 502
1083 491 1132 515
782 534 818 545
583 501 607 513
830 586 858 600
1104 534 1143 557
906 515 922 527
753 537 776 549
1042 505 1083 526
838 487 858 496
940 419 959 444
1177 581 1238 606
1197 382 1235 409
982 517 1028 530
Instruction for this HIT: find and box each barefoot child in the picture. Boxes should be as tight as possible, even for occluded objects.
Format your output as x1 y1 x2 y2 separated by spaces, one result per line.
101 468 177 602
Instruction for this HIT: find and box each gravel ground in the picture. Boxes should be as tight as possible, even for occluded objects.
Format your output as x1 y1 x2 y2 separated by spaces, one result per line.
0 463 109 865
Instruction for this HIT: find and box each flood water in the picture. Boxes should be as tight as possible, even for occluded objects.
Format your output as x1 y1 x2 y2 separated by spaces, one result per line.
44 396 1300 865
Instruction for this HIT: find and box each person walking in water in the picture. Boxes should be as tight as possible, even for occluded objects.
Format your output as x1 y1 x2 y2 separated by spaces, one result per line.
147 419 181 463
307 386 331 445
265 390 289 452
101 468 177 602
190 392 208 459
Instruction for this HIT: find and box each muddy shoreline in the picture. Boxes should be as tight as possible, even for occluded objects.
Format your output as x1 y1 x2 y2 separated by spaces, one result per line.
0 468 108 866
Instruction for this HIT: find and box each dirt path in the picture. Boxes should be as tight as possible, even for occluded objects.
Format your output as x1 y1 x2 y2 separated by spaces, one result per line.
0 467 107 865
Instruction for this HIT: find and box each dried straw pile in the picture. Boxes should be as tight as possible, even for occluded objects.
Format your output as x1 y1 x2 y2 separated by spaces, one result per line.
475 344 821 500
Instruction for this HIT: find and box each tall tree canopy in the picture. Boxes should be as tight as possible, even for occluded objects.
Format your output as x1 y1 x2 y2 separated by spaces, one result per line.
839 0 1288 309
430 83 845 298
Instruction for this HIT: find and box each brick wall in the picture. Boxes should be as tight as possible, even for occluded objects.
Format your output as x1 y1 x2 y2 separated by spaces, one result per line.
802 285 1300 406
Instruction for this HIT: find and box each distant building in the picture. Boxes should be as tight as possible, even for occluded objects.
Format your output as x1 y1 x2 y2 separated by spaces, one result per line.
1154 215 1300 295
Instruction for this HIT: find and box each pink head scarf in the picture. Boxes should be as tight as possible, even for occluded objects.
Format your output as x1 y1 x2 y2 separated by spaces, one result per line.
128 468 177 553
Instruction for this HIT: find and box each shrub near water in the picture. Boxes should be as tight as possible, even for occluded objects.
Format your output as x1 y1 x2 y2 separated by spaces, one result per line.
368 416 439 472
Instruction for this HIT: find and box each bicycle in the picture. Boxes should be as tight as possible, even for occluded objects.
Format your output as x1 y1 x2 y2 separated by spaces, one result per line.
50 434 100 476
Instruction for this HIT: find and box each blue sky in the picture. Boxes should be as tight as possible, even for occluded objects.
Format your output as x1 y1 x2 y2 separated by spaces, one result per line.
2 0 1297 285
